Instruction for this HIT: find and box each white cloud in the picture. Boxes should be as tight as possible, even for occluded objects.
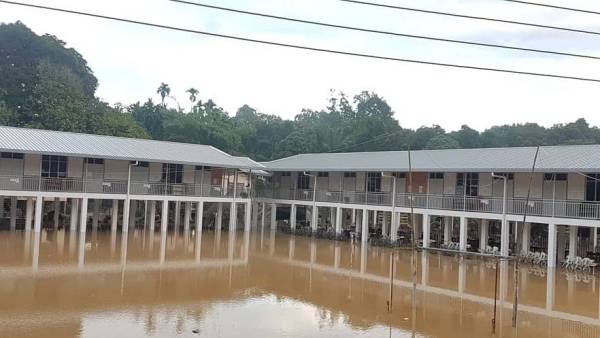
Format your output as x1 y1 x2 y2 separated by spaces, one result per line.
1 0 599 131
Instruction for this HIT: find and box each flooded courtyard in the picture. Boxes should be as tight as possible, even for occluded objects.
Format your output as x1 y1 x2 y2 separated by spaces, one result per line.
1 228 599 338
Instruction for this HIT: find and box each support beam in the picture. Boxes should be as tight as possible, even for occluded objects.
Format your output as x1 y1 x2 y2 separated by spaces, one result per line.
70 199 79 232
196 201 204 232
251 201 259 229
174 201 181 230
260 202 266 229
129 200 137 230
184 201 192 232
25 198 33 231
547 223 557 268
443 216 451 245
390 212 398 241
422 213 430 248
290 204 297 231
244 202 251 231
569 225 578 259
335 207 342 235
382 212 389 237
361 208 369 243
522 222 531 253
459 216 467 251
34 196 43 233
311 205 318 232
79 198 88 233
593 227 598 252
122 198 130 233
149 201 156 232
500 215 509 256
10 197 17 231
111 200 119 232
216 203 223 231
479 219 489 252
92 199 100 231
229 202 237 231
270 203 277 230
160 200 169 233
53 198 60 230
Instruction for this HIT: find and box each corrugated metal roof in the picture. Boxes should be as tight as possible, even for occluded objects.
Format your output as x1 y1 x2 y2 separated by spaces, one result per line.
0 126 265 169
262 145 600 173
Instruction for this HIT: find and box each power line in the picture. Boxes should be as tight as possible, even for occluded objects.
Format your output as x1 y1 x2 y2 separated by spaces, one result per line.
339 0 600 36
503 0 600 16
2 0 600 83
170 0 600 61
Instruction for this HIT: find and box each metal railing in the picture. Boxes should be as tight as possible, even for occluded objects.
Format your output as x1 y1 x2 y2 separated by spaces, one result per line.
255 188 600 220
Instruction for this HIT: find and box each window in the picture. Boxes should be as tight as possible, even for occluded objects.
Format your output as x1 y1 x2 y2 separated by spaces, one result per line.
493 172 514 180
393 172 406 178
195 165 211 171
429 172 444 179
281 171 291 177
544 173 567 181
162 163 183 184
586 174 600 202
297 173 310 190
456 173 479 196
317 172 329 178
42 155 67 178
1 152 24 159
85 158 104 164
367 172 382 192
344 172 357 178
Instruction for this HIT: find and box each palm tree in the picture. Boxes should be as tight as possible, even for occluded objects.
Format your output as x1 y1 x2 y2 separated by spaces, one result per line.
156 83 171 107
186 88 199 113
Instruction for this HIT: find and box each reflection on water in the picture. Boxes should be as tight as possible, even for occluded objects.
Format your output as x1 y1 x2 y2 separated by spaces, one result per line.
1 228 599 337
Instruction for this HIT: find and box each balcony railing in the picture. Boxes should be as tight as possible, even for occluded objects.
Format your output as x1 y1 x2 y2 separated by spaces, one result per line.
258 188 600 220
0 175 252 199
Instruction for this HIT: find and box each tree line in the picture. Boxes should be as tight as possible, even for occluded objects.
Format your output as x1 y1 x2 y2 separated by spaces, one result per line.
2 21 599 162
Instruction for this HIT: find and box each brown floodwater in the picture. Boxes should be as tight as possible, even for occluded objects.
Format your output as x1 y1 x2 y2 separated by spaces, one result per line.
0 227 599 338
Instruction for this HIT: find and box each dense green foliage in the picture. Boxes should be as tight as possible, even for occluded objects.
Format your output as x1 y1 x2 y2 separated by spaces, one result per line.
2 21 600 161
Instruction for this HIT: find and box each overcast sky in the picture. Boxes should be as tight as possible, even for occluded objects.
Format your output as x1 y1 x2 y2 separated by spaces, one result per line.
1 0 599 131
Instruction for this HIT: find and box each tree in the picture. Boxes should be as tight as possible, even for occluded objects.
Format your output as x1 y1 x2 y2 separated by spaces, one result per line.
156 82 171 107
186 87 199 113
425 134 460 150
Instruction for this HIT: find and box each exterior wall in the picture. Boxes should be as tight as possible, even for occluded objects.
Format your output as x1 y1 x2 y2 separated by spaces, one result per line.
67 157 83 178
183 165 194 184
23 154 40 176
567 173 585 200
409 173 427 193
0 156 23 175
479 173 492 196
328 172 342 191
428 175 444 194
514 173 543 198
316 175 328 189
149 162 162 182
443 173 456 195
104 160 128 180
356 172 366 192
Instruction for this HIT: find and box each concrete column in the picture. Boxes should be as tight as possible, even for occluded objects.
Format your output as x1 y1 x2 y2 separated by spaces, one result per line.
174 201 181 229
270 203 277 230
260 202 266 229
354 209 360 234
149 201 156 232
569 225 578 259
382 212 389 237
251 202 259 229
593 227 598 252
25 198 33 231
53 198 60 229
111 200 119 232
522 222 531 253
459 216 467 251
422 213 430 248
443 216 451 245
352 209 356 227
335 207 342 234
500 216 509 256
244 202 251 231
10 197 17 230
70 199 79 232
330 208 336 230
229 202 237 231
390 212 398 241
311 205 318 232
216 202 223 230
479 219 488 252
92 199 100 231
290 204 297 231
34 196 43 233
160 200 169 233
196 201 204 233
183 201 192 232
79 198 88 233
547 223 557 268
372 210 377 230
361 208 369 243
122 198 130 233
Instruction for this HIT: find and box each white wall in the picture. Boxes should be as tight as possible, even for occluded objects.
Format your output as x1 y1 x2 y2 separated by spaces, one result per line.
183 165 194 184
356 172 366 192
381 175 392 192
67 157 83 178
514 173 543 198
23 154 40 176
329 172 342 191
443 173 456 195
104 160 128 180
479 173 492 197
567 173 585 200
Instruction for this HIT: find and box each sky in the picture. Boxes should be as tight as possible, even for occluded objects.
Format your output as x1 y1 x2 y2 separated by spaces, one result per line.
1 0 599 131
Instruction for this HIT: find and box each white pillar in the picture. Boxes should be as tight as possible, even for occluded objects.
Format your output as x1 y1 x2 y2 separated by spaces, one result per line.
79 198 88 233
569 225 578 259
244 202 251 231
290 204 297 231
500 216 509 256
70 199 79 232
422 213 430 248
149 201 156 232
372 210 377 230
459 216 467 251
311 205 318 232
229 202 236 231
184 201 191 232
382 212 389 237
522 222 531 253
270 203 277 230
547 223 557 268
335 206 342 234
593 227 597 252
352 209 356 227
53 198 60 229
92 199 100 231
390 212 398 241
174 201 181 229
196 201 204 233
10 197 17 231
216 202 223 230
161 200 169 233
111 200 119 232
129 200 137 230
25 198 33 231
34 196 43 233
260 202 266 229
479 219 488 252
330 208 336 230
443 216 451 245
354 209 360 234
122 198 130 233
361 208 369 243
